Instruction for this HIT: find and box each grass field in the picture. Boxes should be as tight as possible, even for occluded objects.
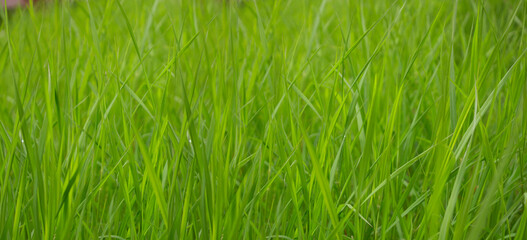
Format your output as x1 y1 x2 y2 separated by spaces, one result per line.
1 0 526 239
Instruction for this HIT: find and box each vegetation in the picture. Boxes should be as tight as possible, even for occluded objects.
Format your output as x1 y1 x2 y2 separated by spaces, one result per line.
1 0 526 239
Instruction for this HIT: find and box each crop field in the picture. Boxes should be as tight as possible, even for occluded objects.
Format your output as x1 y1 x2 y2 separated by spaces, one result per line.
0 0 526 239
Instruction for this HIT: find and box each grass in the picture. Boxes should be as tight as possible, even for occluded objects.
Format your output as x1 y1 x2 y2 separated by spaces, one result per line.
0 0 526 239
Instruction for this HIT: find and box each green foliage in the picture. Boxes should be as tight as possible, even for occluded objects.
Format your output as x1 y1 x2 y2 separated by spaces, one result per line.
0 0 526 239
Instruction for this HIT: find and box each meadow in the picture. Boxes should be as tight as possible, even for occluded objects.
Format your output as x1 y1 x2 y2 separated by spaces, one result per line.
0 0 526 239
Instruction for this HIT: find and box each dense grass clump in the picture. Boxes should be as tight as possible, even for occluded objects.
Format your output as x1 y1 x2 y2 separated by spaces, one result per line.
1 0 526 239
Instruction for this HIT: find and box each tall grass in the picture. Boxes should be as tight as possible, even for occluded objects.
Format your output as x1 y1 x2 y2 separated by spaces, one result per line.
0 0 526 239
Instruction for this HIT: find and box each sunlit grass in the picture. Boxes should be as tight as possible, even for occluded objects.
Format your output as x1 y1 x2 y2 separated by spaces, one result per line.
0 0 526 239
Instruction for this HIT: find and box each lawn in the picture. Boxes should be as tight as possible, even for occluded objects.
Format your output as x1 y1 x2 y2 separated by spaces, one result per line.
0 0 526 239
